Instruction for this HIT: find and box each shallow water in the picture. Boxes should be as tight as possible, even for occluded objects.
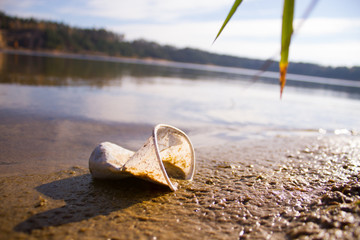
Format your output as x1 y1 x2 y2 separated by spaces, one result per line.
1 52 359 137
0 52 360 239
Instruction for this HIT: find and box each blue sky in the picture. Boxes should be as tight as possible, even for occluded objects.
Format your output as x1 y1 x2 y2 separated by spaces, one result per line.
1 0 359 67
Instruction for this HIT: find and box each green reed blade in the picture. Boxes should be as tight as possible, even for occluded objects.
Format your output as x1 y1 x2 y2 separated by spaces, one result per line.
279 0 295 97
213 0 243 43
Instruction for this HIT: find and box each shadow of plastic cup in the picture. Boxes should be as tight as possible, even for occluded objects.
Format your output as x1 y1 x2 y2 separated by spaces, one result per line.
89 124 195 191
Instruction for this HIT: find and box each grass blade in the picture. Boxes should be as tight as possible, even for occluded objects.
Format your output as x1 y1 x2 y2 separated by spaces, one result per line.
279 0 295 97
213 0 243 43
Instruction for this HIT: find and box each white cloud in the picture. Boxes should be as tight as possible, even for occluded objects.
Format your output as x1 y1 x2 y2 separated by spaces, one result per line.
110 19 281 44
294 18 360 36
214 19 282 38
291 18 360 66
60 0 233 22
290 41 360 66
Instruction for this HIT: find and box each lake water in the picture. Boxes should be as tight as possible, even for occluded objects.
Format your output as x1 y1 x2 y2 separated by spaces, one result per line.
1 52 359 145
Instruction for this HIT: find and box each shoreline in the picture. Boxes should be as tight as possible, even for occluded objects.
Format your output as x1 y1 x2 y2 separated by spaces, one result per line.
1 106 353 178
1 105 358 176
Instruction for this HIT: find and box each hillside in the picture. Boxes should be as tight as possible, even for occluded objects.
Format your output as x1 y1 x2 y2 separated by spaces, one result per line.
0 11 359 81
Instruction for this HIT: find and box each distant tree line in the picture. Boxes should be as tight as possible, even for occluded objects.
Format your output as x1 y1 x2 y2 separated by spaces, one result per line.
0 11 359 81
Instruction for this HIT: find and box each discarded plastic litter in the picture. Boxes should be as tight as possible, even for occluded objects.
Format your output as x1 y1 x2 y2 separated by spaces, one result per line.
89 124 195 191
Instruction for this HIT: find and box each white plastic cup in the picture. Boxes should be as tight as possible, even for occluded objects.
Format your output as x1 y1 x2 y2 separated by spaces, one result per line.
89 124 195 191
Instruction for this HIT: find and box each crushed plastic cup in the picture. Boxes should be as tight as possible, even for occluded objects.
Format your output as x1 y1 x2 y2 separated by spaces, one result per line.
89 124 195 191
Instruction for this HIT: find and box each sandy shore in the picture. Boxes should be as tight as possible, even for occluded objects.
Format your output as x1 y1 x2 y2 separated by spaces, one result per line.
0 110 155 177
0 111 359 239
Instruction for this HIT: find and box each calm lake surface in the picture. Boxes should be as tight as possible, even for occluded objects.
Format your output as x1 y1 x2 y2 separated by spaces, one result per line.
0 51 360 147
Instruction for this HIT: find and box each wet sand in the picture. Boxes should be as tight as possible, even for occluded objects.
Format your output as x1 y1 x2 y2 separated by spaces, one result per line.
0 110 154 176
0 112 360 239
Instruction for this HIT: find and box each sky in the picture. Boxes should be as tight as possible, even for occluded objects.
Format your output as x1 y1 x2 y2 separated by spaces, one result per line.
1 0 359 67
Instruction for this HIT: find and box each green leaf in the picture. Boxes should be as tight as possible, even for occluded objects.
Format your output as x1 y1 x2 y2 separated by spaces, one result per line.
213 0 244 43
279 0 295 97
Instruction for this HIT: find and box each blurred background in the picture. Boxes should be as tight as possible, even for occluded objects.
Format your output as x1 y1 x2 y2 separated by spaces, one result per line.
1 0 359 66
